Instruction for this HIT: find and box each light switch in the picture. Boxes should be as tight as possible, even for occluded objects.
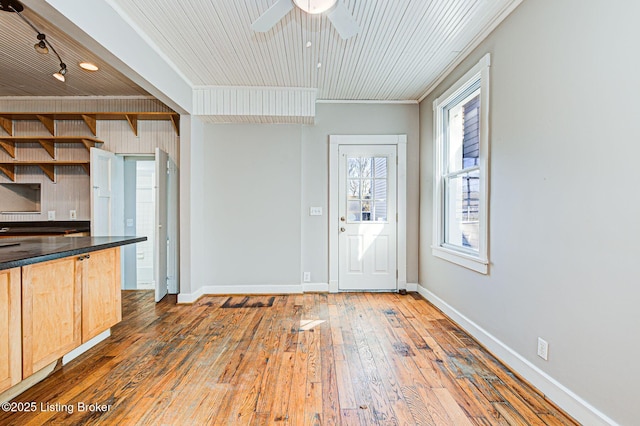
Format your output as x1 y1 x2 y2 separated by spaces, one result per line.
309 207 323 216
126 218 134 227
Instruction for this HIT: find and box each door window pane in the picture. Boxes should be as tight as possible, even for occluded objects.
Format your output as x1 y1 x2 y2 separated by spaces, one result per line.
361 201 371 221
361 179 372 199
374 157 387 178
346 155 390 223
348 158 360 177
348 200 361 221
348 179 360 199
374 200 387 221
361 158 372 178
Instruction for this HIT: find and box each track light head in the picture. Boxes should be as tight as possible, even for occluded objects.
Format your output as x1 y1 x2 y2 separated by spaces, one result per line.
0 0 24 13
53 63 67 82
34 34 48 54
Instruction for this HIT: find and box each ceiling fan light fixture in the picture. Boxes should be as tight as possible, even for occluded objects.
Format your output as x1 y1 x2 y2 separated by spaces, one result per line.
293 0 337 15
79 62 99 71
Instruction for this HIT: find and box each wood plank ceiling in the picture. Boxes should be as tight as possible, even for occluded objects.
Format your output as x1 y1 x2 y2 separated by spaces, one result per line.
0 6 149 96
0 0 522 107
109 0 521 101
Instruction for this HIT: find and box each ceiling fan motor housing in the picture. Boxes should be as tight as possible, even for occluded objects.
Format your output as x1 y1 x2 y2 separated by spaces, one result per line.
293 0 337 15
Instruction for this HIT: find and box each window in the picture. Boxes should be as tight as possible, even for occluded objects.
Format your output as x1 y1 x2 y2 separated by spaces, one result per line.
346 156 388 222
433 54 490 274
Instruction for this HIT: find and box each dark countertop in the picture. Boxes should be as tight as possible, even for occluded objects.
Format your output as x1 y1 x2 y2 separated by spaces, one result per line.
0 236 147 271
0 221 91 236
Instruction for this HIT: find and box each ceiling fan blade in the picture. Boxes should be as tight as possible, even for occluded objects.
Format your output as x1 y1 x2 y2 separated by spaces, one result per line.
327 1 359 40
251 0 295 32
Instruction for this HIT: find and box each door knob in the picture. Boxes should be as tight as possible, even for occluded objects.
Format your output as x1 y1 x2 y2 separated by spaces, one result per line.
340 216 346 222
340 227 346 232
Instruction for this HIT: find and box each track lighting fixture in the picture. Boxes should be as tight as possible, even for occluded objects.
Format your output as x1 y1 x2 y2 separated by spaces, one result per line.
34 33 48 54
53 64 67 82
0 0 68 82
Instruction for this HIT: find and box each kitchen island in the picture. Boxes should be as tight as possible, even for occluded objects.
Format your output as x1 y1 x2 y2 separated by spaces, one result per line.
0 236 145 398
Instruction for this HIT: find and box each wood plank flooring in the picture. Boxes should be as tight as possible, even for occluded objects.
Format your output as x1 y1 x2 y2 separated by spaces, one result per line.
0 291 577 425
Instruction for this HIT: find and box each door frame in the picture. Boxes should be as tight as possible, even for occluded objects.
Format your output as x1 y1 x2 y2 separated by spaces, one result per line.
329 135 407 293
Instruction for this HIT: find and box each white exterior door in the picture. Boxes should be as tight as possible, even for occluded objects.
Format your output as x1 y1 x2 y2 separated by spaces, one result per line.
90 148 123 237
338 145 397 291
154 148 168 302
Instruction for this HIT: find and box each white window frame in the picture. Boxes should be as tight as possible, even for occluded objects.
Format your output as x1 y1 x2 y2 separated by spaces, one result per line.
432 53 490 274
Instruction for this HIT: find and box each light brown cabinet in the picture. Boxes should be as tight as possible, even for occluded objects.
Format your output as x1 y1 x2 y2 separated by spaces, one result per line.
22 256 81 378
0 268 21 393
21 247 121 379
81 247 122 342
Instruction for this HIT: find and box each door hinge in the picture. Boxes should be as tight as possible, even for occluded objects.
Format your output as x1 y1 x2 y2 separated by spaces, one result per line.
396 270 399 278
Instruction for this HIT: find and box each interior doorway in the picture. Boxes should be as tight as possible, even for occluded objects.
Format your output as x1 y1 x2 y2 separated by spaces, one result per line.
123 157 155 290
91 147 177 301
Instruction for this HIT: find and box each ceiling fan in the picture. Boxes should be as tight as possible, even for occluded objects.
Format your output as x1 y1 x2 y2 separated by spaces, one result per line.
252 0 359 40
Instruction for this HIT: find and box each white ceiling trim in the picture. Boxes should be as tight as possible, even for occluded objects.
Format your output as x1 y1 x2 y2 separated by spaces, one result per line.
316 100 418 104
193 86 316 124
197 115 314 125
0 95 157 101
417 0 525 101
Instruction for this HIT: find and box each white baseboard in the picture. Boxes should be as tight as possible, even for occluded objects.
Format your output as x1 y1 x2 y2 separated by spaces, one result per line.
0 361 57 404
406 283 418 292
417 284 616 426
303 283 329 292
177 286 205 304
62 329 111 365
178 283 330 303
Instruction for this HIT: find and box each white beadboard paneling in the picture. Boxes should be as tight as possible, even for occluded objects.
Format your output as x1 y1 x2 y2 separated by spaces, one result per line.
193 86 316 123
0 96 173 114
109 0 522 101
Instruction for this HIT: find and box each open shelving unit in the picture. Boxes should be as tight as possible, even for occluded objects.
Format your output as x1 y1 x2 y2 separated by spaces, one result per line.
0 111 180 137
0 111 179 182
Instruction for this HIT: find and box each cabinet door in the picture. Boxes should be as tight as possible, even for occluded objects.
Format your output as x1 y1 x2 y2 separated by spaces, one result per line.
22 257 81 378
0 268 21 392
82 247 122 342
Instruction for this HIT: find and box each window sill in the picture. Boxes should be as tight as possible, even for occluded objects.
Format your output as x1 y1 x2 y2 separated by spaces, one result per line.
431 246 488 274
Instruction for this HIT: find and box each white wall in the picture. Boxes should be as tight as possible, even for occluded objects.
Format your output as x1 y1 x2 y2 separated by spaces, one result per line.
419 1 640 424
198 124 303 289
182 102 419 296
303 103 420 284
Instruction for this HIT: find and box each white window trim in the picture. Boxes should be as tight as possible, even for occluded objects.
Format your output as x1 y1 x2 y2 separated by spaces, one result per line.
432 53 490 274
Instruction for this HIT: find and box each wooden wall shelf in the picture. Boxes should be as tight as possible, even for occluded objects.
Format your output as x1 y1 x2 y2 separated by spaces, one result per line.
0 112 180 137
0 161 90 182
0 137 102 159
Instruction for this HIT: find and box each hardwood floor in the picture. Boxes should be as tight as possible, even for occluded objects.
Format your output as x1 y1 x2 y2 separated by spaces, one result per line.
0 291 577 425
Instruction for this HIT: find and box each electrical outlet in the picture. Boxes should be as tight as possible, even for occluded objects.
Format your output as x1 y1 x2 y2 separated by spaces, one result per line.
70 210 77 220
47 210 55 221
537 337 549 360
303 272 311 282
